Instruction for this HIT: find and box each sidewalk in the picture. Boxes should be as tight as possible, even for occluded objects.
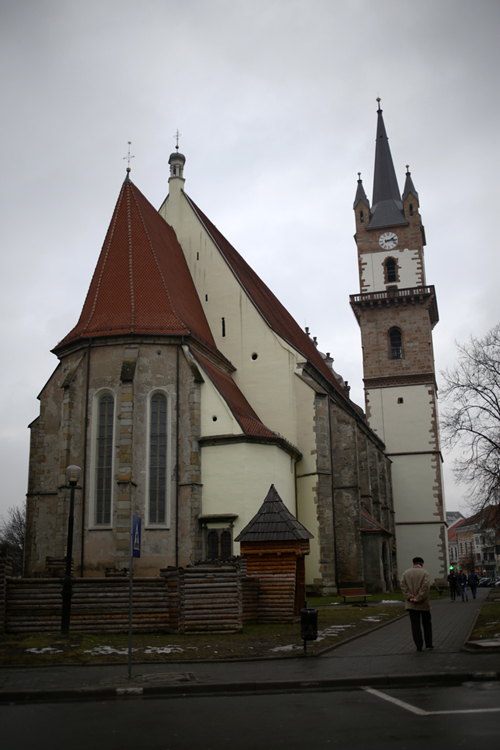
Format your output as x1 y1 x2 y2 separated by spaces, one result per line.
0 587 498 702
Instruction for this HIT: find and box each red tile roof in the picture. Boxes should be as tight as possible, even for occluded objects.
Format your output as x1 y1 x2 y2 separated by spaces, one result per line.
447 518 467 543
193 350 279 440
183 193 348 399
55 178 216 351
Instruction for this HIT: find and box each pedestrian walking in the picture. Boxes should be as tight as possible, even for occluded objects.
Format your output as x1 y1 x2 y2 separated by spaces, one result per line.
400 556 433 652
468 570 479 599
447 569 458 601
458 570 468 601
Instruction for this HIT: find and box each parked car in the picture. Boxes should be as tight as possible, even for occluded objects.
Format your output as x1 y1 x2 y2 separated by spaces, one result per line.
478 577 491 587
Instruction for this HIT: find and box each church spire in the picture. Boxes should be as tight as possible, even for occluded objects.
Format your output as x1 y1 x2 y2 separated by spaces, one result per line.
353 172 370 210
367 99 407 230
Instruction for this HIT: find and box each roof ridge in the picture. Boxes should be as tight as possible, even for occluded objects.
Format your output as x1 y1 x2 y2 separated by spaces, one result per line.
129 183 189 335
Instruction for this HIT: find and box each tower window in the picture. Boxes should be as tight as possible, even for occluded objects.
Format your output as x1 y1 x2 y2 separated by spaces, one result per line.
409 203 414 216
385 258 397 284
389 328 403 360
360 210 364 223
222 317 226 337
95 393 114 525
149 393 168 524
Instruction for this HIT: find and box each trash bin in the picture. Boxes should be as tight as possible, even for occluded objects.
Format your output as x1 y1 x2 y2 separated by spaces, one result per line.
300 606 318 654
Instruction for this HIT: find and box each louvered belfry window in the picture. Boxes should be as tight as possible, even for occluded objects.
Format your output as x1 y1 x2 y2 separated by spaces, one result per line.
149 393 167 524
96 393 114 525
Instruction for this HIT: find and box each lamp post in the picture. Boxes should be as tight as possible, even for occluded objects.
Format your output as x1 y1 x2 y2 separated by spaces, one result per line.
61 464 81 635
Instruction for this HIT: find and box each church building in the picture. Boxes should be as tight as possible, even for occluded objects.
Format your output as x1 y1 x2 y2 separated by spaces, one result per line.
23 105 444 592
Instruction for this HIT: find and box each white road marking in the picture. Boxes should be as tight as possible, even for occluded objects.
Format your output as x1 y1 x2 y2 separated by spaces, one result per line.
362 687 500 716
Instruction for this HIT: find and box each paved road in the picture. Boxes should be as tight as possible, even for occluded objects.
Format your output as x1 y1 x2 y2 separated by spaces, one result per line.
1 682 499 750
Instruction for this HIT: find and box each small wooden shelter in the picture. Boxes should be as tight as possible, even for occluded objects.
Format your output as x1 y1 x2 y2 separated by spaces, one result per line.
235 485 313 622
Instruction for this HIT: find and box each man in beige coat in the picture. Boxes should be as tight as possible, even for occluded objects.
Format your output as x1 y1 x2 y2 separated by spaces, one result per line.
400 556 433 652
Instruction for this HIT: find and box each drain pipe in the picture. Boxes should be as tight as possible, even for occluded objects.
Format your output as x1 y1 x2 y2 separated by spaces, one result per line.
327 396 339 591
80 338 92 576
175 343 180 567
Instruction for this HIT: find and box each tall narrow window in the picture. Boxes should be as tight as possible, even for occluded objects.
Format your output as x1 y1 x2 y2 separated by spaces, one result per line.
207 530 219 560
95 393 114 525
221 530 232 559
389 328 403 360
149 393 167 524
385 258 397 283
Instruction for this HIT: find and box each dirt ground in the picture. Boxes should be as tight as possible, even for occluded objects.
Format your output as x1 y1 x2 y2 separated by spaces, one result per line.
0 601 406 665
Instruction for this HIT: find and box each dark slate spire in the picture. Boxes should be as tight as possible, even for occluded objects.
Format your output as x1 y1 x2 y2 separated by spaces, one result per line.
402 165 419 202
367 100 407 230
234 485 313 542
353 172 370 210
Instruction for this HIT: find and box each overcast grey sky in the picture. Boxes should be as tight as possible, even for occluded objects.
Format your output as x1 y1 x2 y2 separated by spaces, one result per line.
1 0 499 520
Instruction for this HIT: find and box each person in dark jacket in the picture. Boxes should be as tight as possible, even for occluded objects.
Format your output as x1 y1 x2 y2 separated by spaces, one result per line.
468 571 479 599
458 570 468 601
447 570 458 601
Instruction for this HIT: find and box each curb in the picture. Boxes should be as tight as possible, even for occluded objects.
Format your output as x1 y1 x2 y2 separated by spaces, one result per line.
1 670 499 705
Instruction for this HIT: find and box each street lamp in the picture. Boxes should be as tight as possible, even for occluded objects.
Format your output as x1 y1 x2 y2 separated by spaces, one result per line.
61 464 81 634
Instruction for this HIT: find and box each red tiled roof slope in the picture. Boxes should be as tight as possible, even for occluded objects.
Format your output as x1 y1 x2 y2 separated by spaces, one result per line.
184 193 347 398
56 178 216 350
193 351 278 439
447 518 467 542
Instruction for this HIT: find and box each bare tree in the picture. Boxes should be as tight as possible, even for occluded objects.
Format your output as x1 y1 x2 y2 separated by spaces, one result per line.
0 504 25 576
440 323 500 523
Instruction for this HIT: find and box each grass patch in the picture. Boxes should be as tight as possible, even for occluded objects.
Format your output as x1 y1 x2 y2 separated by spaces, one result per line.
468 601 500 643
0 605 404 666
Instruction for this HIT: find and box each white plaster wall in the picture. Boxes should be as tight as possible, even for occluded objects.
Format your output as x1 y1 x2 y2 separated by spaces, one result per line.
200 372 244 437
294 375 317 476
161 184 301 445
296 473 320 586
396 523 446 583
201 441 295 553
391 454 438 523
367 385 434 452
361 247 420 292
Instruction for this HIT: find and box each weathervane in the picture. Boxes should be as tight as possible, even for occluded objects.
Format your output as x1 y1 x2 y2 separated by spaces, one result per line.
174 129 181 151
123 141 135 171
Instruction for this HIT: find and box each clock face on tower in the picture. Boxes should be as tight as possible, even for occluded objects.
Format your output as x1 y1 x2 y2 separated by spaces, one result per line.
379 231 398 250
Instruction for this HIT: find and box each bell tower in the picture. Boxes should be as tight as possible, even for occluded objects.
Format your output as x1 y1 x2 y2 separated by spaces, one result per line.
350 101 447 583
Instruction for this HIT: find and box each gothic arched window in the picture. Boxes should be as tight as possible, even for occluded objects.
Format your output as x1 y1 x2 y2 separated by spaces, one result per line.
95 393 114 525
149 393 167 525
389 328 403 360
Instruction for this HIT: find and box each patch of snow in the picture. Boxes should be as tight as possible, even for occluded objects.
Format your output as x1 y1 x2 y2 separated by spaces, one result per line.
143 646 184 655
269 644 300 652
26 647 63 654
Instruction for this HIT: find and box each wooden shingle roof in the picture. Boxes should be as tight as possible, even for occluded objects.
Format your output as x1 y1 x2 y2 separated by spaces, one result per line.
234 485 313 543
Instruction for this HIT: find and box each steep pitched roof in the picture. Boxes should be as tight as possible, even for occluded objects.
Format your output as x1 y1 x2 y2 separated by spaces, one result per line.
192 351 280 440
183 193 348 399
234 484 313 542
368 105 408 230
402 168 419 202
55 176 217 352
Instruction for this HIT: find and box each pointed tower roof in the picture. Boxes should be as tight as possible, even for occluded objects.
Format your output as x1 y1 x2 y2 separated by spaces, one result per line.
402 165 419 201
234 485 313 543
353 173 370 210
368 100 408 230
54 174 217 352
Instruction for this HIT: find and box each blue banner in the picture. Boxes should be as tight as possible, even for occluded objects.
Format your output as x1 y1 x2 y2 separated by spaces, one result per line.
132 515 141 558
